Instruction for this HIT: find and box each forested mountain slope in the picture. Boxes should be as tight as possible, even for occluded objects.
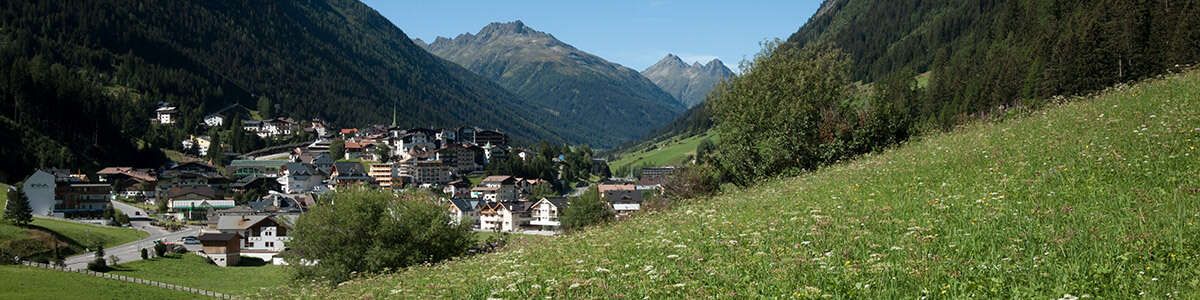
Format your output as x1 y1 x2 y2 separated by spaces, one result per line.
423 21 686 148
0 0 576 181
636 0 1200 146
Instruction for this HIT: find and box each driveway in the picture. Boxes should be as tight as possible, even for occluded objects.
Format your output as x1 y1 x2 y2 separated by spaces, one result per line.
63 200 201 269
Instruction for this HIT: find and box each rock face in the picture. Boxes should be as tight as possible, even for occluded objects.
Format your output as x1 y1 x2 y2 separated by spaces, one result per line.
641 54 735 108
422 21 686 147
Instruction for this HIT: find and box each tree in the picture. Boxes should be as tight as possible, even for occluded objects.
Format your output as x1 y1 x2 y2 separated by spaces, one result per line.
87 243 107 271
530 183 558 199
257 96 273 119
329 139 345 160
694 138 716 165
374 143 392 163
206 129 225 166
561 186 613 231
4 186 33 226
288 188 473 284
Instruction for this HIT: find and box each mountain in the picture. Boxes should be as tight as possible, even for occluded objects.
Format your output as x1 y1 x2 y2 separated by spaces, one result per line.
422 21 686 148
0 0 583 181
641 54 734 108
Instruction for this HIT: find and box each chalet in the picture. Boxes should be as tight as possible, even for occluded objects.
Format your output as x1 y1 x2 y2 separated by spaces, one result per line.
447 198 482 227
155 162 229 203
22 169 111 218
598 182 637 198
478 201 530 232
180 135 212 156
330 162 373 187
638 167 678 189
198 232 242 267
339 128 359 139
96 167 157 202
528 197 568 230
443 179 472 198
277 163 325 194
471 176 518 202
344 141 376 160
294 152 335 174
605 190 644 218
216 215 292 264
155 105 178 125
230 174 282 196
262 117 298 138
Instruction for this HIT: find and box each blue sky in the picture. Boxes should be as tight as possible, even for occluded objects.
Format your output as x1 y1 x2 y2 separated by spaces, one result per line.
360 0 821 71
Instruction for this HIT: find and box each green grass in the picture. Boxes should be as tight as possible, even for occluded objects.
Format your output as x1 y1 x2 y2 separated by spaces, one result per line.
112 254 288 296
610 132 716 172
27 218 147 248
0 266 196 299
285 71 1200 298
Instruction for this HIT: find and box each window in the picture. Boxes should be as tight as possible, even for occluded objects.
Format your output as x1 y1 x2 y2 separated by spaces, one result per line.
266 242 274 248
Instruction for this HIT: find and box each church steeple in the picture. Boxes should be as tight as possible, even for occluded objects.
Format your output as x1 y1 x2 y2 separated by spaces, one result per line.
391 101 397 128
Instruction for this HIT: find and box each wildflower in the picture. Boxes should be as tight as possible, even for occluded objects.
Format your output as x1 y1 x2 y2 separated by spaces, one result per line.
595 267 610 273
569 283 582 289
1058 294 1079 300
667 254 679 259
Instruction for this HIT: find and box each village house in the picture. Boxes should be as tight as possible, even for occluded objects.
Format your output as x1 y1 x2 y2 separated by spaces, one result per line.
155 105 178 125
397 160 453 186
478 201 530 232
436 144 481 175
96 167 157 202
168 186 236 220
344 140 376 160
202 104 250 127
528 197 568 230
481 143 508 164
180 135 212 156
155 162 230 204
216 215 293 264
471 176 518 202
21 169 110 218
198 232 242 267
330 162 373 187
474 129 508 146
447 198 482 227
277 163 326 194
443 179 472 198
605 190 644 218
293 151 335 174
638 167 678 189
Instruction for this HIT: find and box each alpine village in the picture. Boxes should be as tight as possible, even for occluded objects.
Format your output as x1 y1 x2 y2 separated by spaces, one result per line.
1 1 1199 299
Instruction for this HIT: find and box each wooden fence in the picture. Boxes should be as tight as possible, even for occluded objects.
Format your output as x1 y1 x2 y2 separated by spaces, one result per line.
19 261 235 299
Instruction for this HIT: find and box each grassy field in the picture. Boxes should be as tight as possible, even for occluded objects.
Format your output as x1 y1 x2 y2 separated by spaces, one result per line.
0 266 196 299
609 132 716 173
285 71 1200 298
112 254 287 296
28 218 147 248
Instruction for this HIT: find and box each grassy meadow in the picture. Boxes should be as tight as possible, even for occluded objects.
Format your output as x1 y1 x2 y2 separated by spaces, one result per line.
610 132 716 172
112 254 288 296
26 218 147 248
282 71 1200 298
0 266 195 299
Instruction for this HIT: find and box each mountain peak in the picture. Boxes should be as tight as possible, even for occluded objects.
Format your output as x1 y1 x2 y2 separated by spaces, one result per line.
479 20 534 36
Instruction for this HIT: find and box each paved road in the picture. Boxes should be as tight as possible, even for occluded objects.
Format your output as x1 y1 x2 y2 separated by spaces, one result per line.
63 201 200 269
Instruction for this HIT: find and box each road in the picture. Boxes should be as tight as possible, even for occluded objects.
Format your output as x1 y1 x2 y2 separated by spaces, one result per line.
63 201 200 269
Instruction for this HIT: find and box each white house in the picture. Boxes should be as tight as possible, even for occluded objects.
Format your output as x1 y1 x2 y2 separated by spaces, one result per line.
203 114 225 127
478 201 529 232
156 105 177 125
528 197 568 230
20 170 62 217
216 215 292 264
447 198 481 228
277 163 325 194
470 176 517 202
180 135 212 156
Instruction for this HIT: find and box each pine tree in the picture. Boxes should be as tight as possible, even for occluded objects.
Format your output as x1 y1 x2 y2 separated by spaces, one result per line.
4 186 33 226
257 96 273 119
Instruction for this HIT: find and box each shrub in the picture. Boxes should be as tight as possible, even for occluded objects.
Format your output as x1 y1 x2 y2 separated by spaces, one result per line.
87 258 107 272
153 242 167 257
140 248 149 260
288 188 474 284
662 164 722 202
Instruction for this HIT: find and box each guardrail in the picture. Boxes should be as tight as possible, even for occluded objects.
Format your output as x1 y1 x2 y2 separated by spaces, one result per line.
19 261 235 299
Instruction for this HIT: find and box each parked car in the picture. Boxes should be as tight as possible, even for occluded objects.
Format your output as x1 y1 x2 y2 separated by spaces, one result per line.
182 236 200 245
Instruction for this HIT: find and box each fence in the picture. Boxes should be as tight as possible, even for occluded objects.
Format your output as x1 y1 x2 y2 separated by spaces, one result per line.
19 261 235 299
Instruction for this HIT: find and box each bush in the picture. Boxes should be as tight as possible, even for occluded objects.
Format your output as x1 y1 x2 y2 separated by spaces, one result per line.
288 188 473 284
87 258 107 272
140 248 149 260
561 186 614 231
153 242 167 257
662 164 722 203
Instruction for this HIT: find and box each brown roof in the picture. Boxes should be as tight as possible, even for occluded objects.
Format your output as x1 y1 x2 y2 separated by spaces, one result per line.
198 232 240 242
481 176 513 183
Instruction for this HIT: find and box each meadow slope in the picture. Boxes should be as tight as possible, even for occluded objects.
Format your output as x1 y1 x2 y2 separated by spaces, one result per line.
283 71 1200 298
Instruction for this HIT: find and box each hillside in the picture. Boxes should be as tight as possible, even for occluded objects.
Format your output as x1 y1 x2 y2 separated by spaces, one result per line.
609 132 716 176
641 54 735 108
422 21 686 147
285 70 1200 298
0 0 576 181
